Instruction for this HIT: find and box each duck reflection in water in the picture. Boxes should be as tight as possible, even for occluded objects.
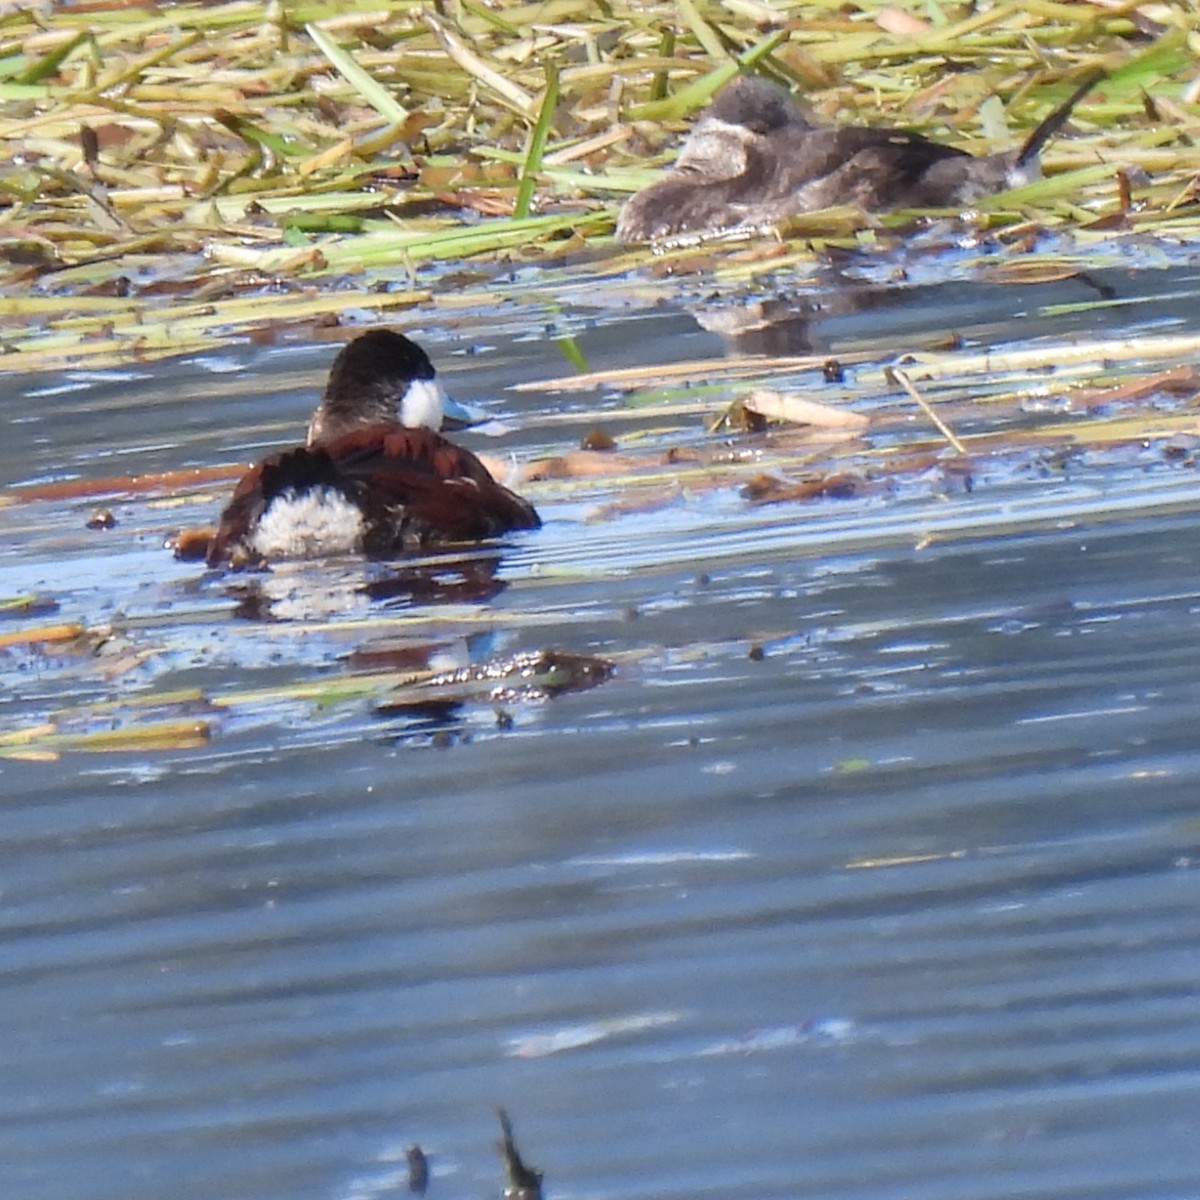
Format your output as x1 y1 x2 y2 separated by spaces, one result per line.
205 329 540 568
221 550 511 622
617 71 1104 243
686 264 1119 359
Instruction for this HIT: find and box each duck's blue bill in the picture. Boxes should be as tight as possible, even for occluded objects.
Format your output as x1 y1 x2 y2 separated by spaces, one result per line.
441 395 489 430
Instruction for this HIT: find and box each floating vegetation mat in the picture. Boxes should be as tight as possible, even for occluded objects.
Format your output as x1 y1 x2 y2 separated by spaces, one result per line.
0 631 617 761
2 0 1200 365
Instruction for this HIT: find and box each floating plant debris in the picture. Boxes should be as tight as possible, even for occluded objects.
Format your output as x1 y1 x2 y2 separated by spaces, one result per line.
376 650 616 713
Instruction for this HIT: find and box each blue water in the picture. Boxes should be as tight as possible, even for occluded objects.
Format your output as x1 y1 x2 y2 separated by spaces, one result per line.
3 262 1200 1200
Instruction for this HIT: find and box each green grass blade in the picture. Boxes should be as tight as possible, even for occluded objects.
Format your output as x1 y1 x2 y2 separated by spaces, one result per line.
676 0 726 61
514 63 560 220
212 109 306 158
306 22 409 124
14 29 91 85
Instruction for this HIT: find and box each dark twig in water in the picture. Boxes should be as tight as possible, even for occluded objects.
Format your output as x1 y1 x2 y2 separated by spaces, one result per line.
497 1108 543 1200
407 1144 429 1195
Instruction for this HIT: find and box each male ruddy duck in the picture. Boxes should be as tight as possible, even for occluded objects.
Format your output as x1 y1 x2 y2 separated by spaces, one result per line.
205 329 540 567
616 71 1104 243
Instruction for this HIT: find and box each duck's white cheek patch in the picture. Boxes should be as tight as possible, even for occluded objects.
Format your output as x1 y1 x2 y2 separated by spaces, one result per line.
249 487 365 560
400 378 447 430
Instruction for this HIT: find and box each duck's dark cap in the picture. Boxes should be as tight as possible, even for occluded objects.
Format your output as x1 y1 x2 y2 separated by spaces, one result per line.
706 76 808 135
324 329 436 402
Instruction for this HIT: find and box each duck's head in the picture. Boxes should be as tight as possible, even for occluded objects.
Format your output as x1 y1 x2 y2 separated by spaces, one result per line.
705 75 809 136
306 329 481 447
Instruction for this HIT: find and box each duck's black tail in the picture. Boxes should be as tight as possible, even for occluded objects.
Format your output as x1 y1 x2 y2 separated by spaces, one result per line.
1015 68 1106 168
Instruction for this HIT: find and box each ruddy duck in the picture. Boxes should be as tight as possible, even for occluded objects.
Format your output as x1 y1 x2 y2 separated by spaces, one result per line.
205 329 540 567
616 71 1104 242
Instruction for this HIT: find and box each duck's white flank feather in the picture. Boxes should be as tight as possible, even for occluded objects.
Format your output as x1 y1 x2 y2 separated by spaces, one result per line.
249 488 366 560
